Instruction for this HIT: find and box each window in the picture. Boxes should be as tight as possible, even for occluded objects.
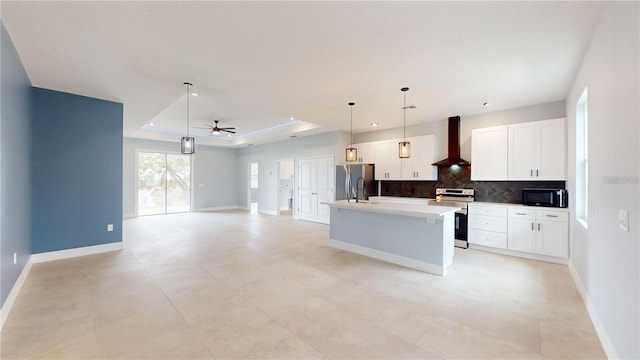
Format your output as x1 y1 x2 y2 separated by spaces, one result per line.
576 87 588 227
138 152 191 216
250 162 259 189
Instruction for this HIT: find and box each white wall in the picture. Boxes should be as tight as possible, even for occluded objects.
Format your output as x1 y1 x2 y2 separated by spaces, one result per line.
354 100 565 161
123 138 238 217
565 2 639 359
237 132 340 216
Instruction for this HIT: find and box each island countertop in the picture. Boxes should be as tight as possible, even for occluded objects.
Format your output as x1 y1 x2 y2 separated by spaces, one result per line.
323 200 460 218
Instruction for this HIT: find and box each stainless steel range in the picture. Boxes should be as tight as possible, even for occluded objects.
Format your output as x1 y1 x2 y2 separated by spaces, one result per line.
428 188 475 249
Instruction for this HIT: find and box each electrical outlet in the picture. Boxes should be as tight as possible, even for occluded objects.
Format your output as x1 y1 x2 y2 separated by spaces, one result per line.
107 224 114 232
13 252 17 265
619 210 629 232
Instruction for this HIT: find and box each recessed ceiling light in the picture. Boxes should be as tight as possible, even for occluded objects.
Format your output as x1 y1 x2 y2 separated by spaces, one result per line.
227 134 232 137
290 117 295 120
192 93 198 97
370 122 379 127
147 121 155 126
483 101 489 107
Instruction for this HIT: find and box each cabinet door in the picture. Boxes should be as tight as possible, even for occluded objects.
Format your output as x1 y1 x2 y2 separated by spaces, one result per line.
471 126 508 180
359 143 376 164
508 122 537 180
374 141 400 180
507 218 536 252
536 220 569 258
414 135 437 180
536 118 566 180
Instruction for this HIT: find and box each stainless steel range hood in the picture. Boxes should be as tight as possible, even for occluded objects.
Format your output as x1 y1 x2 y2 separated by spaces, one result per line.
432 116 471 167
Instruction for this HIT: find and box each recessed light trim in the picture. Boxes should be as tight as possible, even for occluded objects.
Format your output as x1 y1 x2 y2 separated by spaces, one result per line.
483 101 489 107
192 93 198 97
370 122 379 127
147 121 155 126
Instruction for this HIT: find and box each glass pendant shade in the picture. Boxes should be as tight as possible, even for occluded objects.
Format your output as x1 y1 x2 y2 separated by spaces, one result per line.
399 141 411 158
346 147 358 162
181 136 195 154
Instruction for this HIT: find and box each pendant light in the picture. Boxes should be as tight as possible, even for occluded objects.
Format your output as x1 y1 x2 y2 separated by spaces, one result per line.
181 82 195 154
345 102 357 162
399 87 411 158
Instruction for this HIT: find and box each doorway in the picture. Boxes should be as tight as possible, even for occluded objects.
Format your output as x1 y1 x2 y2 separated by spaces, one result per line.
137 152 191 216
278 159 294 216
249 162 259 213
297 156 334 224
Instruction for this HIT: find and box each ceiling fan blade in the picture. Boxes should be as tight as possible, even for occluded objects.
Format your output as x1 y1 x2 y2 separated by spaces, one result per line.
193 126 212 129
221 129 236 134
220 127 236 130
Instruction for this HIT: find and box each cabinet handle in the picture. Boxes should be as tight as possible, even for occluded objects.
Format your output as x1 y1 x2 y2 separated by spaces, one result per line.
516 212 526 215
531 222 534 230
546 214 558 218
416 172 419 177
530 169 533 176
536 169 539 177
538 223 541 231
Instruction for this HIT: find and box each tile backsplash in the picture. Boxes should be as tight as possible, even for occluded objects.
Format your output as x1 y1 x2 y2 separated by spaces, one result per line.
379 166 566 203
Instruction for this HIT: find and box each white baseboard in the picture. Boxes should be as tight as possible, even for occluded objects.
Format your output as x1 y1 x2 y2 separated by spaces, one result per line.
31 242 123 263
258 209 278 216
329 239 445 276
568 260 618 359
193 205 240 212
0 257 32 330
468 244 568 265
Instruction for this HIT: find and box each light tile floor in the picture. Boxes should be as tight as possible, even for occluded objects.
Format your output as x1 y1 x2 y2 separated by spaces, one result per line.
1 211 606 359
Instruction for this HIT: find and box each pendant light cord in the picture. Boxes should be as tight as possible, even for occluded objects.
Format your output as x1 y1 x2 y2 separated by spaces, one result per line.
403 91 406 141
186 84 190 137
350 105 353 146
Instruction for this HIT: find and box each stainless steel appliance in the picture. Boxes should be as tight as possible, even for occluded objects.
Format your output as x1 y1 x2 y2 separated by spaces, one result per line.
522 188 568 208
335 164 377 202
428 188 475 248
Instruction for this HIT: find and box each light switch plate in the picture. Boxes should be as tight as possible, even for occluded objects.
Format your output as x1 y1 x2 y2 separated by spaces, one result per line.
619 210 629 232
107 224 114 232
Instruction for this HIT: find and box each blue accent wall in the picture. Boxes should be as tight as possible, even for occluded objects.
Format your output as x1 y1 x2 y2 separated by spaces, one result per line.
31 88 123 253
0 22 33 308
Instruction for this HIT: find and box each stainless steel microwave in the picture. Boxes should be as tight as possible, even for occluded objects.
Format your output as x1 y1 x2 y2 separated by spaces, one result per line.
522 188 568 208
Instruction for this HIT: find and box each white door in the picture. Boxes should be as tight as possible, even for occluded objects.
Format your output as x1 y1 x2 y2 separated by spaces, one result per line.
507 218 536 252
298 156 334 224
508 122 537 180
536 220 569 258
536 118 566 180
471 126 508 180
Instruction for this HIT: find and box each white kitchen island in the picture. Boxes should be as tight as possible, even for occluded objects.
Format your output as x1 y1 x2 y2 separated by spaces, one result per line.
325 200 460 276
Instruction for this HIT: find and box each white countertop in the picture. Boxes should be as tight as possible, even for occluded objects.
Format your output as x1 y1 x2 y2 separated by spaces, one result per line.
324 200 459 218
367 196 433 205
471 202 570 212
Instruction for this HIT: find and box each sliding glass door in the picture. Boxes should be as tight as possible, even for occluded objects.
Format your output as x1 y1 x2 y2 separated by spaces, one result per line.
138 152 191 216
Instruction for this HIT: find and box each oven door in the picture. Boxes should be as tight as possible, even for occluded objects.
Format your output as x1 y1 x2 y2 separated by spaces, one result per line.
454 209 468 248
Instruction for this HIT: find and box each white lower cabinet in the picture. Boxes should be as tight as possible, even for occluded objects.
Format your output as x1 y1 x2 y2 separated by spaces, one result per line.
470 203 569 260
468 205 508 249
507 207 569 259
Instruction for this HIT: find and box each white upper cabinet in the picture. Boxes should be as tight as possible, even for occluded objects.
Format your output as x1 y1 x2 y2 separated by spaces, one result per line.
374 140 402 180
508 118 566 180
401 135 438 180
471 125 508 180
352 142 376 164
471 117 567 181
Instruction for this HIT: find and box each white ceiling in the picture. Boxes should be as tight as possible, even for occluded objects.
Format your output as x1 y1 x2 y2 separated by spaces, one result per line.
2 1 604 148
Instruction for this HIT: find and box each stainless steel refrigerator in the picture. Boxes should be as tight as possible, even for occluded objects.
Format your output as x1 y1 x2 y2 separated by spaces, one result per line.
335 164 377 201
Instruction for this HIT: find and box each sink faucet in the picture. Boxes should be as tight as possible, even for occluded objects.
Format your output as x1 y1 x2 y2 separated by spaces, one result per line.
356 177 365 203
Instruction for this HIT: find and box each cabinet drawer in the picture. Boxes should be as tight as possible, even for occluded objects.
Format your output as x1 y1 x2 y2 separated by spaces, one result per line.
537 210 568 222
469 229 507 249
508 208 535 219
470 205 508 217
469 214 507 232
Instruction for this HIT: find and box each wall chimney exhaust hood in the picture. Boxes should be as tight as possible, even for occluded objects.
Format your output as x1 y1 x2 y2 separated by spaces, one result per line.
432 116 471 167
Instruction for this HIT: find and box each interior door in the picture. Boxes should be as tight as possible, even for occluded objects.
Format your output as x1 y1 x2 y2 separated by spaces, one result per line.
297 156 333 224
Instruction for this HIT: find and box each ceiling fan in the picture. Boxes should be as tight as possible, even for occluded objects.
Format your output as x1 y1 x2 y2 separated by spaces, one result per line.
194 120 236 135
